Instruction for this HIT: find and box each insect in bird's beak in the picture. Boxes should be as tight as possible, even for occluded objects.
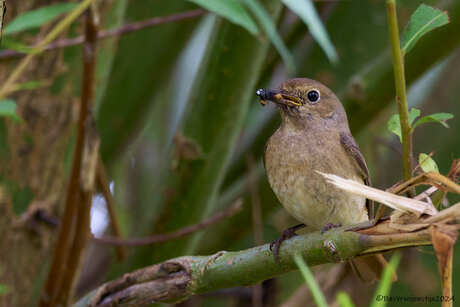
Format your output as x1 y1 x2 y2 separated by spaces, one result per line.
256 88 303 107
256 89 267 106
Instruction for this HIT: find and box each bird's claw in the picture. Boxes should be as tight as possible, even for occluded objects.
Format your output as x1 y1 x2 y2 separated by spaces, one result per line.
269 223 306 264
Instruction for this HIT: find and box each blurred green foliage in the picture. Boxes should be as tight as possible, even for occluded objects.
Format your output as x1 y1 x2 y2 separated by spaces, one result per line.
2 0 460 306
3 3 77 35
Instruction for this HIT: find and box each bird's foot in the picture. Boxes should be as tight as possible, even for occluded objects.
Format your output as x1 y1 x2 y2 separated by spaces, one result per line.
320 222 342 234
270 223 306 264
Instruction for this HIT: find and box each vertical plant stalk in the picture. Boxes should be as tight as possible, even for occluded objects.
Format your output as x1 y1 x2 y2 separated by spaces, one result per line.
386 0 413 181
40 9 98 307
56 10 99 306
57 117 100 305
96 156 127 260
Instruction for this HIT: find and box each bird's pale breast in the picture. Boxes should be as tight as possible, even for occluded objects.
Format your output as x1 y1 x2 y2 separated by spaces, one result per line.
264 127 368 230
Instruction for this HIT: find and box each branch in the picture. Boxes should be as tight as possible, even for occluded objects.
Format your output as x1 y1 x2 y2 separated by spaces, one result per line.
75 207 460 307
75 168 460 306
0 9 206 60
92 200 243 246
386 0 413 182
40 9 98 307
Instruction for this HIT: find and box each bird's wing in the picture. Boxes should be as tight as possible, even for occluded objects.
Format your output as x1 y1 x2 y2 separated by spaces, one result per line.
339 132 374 217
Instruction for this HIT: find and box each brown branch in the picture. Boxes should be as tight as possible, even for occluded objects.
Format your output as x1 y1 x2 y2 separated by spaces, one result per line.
389 171 460 197
93 199 243 246
57 117 100 305
40 9 98 307
77 208 453 306
0 9 205 60
96 156 127 260
54 11 99 306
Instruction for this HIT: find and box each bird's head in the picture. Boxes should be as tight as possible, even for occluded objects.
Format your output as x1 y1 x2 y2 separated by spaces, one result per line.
256 78 348 130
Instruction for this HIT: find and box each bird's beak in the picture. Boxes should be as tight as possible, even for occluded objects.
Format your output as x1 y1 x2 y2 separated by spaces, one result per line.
256 88 302 107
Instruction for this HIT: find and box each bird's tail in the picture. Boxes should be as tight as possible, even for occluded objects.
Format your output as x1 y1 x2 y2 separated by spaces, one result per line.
349 254 397 283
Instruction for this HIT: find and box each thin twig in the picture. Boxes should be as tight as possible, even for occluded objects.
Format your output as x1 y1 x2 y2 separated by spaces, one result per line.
390 172 460 196
40 8 98 307
93 200 243 246
386 0 413 184
96 156 127 260
0 9 205 60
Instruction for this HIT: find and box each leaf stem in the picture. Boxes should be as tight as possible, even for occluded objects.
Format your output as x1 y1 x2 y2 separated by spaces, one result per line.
386 0 413 182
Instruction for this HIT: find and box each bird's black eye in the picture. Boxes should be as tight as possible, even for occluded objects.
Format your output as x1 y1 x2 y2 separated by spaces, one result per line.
307 90 320 103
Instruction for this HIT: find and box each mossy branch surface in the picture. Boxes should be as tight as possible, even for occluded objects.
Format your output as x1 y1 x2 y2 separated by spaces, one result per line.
76 218 437 307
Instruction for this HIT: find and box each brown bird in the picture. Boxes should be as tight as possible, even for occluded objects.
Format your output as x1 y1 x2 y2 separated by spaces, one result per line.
257 78 390 282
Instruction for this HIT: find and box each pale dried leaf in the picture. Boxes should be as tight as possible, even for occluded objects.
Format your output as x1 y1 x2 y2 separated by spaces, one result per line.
318 172 438 215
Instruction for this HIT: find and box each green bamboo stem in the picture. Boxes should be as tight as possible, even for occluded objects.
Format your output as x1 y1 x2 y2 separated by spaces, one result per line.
386 0 412 181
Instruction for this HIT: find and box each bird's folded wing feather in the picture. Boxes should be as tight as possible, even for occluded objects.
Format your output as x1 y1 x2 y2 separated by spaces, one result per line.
340 132 374 217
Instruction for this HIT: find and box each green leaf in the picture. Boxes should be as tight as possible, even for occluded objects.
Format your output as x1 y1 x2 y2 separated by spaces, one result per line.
418 153 439 173
408 107 420 125
387 114 402 142
4 3 78 35
387 108 420 142
243 0 295 74
0 99 22 122
0 284 9 296
337 292 355 307
294 254 328 307
370 253 401 307
98 1 200 164
401 4 449 55
188 0 258 35
282 0 338 63
413 112 454 129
